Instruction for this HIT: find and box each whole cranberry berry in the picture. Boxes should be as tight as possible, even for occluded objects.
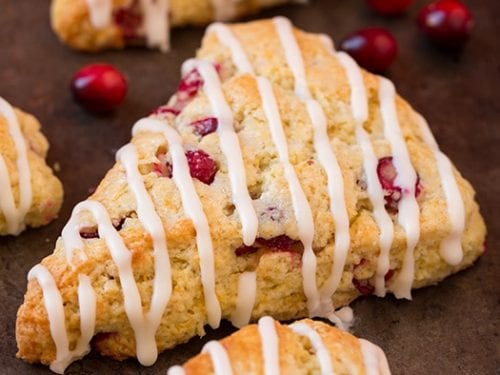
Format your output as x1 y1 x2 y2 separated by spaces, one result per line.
339 27 398 72
417 0 474 46
366 0 414 15
71 63 127 113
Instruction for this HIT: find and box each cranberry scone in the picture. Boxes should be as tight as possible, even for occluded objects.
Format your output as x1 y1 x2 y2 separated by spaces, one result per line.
17 18 485 372
51 0 298 52
167 317 391 374
0 97 63 236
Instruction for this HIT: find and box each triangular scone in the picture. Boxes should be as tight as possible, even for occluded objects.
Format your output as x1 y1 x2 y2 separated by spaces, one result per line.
16 18 485 372
51 0 296 52
0 98 63 236
167 317 391 374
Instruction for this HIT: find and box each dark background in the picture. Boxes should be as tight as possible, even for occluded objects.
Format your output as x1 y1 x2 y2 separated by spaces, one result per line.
0 0 499 373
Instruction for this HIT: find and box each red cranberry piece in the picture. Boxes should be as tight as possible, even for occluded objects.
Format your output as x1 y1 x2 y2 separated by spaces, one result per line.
384 269 395 282
152 161 172 178
366 0 414 15
186 150 217 184
417 0 473 47
353 278 375 296
80 228 99 239
177 68 204 102
190 117 219 137
339 27 398 73
150 105 180 117
256 235 300 251
71 63 128 113
235 245 259 256
113 1 143 40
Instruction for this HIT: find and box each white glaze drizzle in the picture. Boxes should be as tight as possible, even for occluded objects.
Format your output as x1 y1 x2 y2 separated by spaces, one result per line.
28 265 96 374
85 0 112 29
208 23 254 74
378 77 420 299
230 271 257 328
167 365 186 375
85 0 170 52
210 0 241 22
202 341 234 375
0 97 33 235
273 16 351 314
258 316 280 375
289 322 335 375
416 114 465 266
359 338 391 375
182 59 258 247
256 76 320 316
333 51 395 297
133 118 222 328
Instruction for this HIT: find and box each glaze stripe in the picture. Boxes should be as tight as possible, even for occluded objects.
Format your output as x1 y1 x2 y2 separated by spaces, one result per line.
202 341 234 375
0 97 33 235
359 338 392 375
230 271 257 328
258 316 280 375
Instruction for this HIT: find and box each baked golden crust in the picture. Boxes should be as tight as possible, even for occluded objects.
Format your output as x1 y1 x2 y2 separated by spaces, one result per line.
51 0 295 51
179 319 368 374
0 107 63 235
16 19 486 368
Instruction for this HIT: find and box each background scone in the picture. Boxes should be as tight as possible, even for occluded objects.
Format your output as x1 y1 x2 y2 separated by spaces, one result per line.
0 97 63 236
16 19 485 372
167 317 391 374
51 0 297 52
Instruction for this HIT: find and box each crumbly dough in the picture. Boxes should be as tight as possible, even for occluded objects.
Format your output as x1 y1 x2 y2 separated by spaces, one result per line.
16 19 486 367
0 107 63 235
178 319 369 374
50 0 294 51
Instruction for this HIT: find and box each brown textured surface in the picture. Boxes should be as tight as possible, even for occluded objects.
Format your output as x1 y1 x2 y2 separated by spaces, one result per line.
0 0 498 374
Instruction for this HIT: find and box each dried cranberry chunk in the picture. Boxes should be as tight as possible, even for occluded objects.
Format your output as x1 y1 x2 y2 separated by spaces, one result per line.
353 278 375 296
256 235 300 251
186 150 217 184
190 117 218 137
384 269 395 282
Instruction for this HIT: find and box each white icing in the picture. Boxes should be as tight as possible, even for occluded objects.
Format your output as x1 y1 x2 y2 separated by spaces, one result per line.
210 0 241 22
133 118 222 328
0 97 33 235
378 77 420 299
140 0 170 52
289 322 334 375
85 0 112 29
167 365 186 375
416 114 464 266
359 339 392 375
208 23 254 74
202 341 234 375
258 316 280 375
182 59 258 247
28 265 96 374
273 17 351 314
230 271 257 328
334 52 395 298
256 76 320 315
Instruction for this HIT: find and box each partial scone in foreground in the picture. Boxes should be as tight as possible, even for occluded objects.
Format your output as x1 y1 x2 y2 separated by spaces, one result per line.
0 97 63 236
166 317 390 374
51 0 297 52
17 18 486 373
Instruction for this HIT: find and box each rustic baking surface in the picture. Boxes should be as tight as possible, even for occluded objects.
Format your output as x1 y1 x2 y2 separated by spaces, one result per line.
0 0 498 373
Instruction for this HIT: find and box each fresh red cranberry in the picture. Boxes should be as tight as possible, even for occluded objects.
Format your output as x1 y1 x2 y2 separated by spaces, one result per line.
377 157 421 213
353 278 375 295
235 245 259 256
366 0 414 15
256 235 300 251
185 150 217 184
71 63 127 113
339 27 398 72
417 0 474 47
113 1 143 40
190 117 219 137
